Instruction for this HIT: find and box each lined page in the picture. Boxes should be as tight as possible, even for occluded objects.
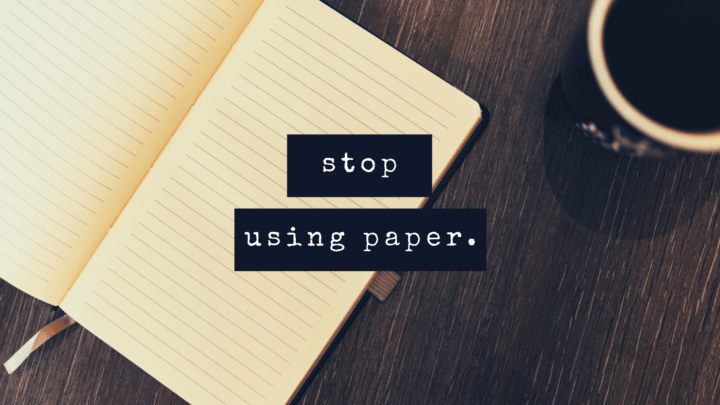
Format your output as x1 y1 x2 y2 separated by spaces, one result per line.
61 0 481 404
0 0 262 304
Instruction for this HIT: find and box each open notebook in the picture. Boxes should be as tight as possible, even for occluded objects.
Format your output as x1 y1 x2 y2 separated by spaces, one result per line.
0 0 482 403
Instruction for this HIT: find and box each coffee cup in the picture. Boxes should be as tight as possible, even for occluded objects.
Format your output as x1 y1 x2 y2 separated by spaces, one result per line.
561 0 720 157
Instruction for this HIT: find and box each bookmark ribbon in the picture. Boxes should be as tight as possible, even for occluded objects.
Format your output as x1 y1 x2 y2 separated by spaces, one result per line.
368 271 401 301
4 314 76 374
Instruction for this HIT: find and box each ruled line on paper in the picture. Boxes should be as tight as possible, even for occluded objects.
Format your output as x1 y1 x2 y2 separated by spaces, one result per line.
0 29 161 121
0 102 127 179
281 272 330 306
305 272 338 294
107 264 276 387
169 177 235 221
176 167 241 209
206 0 232 18
114 253 284 375
155 0 217 41
162 188 233 238
180 0 224 29
3 16 169 111
85 301 234 405
199 72 396 211
109 255 291 368
0 179 83 236
235 274 315 329
124 237 304 348
0 198 75 248
259 37 405 134
61 0 181 96
0 233 60 271
0 216 66 260
131 224 229 277
214 109 287 154
320 198 339 208
4 82 134 161
199 131 292 193
98 279 267 399
285 4 458 119
268 24 437 138
280 10 450 129
0 72 133 165
154 199 233 254
0 34 153 138
238 73 327 134
184 155 263 208
0 130 106 202
253 51 378 133
74 0 185 90
93 291 259 402
0 145 98 214
246 63 352 133
207 120 287 170
0 251 49 282
6 52 149 144
129 231 306 344
257 273 322 317
192 143 289 208
77 2 189 80
0 62 141 155
0 120 112 190
145 212 234 269
0 125 111 191
132 0 209 53
371 198 389 208
77 258 368 405
223 96 284 138
0 164 89 226
229 86 301 135
28 0 185 101
346 198 365 208
106 265 279 386
0 98 121 180
106 0 200 67
131 155 352 340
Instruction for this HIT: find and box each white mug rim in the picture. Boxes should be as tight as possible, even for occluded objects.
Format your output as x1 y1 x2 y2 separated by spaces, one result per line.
587 0 720 152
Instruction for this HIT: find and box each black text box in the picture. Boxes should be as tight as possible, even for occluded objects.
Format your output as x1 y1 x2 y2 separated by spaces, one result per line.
287 135 432 197
235 209 486 271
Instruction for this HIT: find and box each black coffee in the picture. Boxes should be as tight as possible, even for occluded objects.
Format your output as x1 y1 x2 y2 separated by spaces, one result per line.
604 0 720 132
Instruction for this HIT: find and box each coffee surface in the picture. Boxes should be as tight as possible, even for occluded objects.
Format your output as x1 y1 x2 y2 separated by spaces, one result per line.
604 0 720 132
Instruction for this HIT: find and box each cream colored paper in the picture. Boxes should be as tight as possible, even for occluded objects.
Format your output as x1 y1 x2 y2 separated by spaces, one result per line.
0 0 262 303
60 0 480 404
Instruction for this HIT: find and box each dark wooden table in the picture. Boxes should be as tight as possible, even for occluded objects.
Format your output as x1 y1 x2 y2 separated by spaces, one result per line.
4 0 720 404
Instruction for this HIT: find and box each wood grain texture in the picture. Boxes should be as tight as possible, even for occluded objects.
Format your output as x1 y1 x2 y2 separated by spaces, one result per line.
3 0 720 404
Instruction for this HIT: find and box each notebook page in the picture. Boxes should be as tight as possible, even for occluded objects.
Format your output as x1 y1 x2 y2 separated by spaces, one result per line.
61 0 480 403
0 0 262 304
